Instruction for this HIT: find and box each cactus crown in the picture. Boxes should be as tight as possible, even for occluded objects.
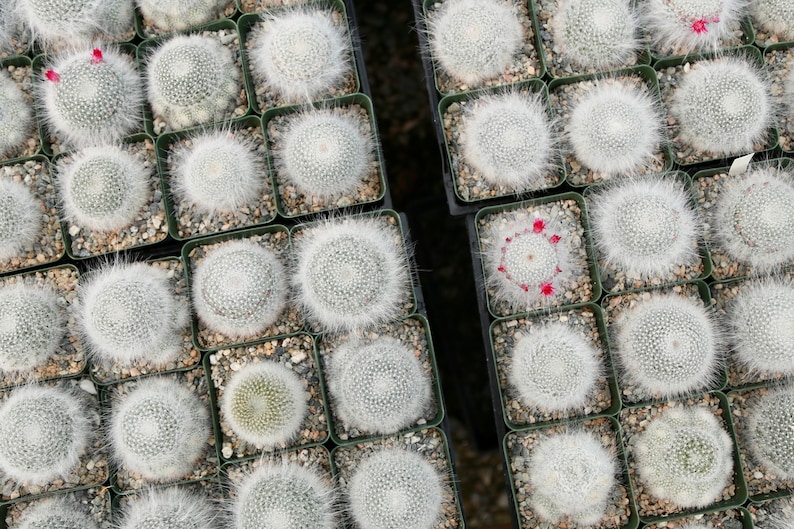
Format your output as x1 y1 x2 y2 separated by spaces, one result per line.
137 0 226 33
276 110 373 198
0 283 63 372
57 145 150 232
752 0 794 41
671 57 772 156
118 486 218 529
170 130 264 214
552 0 639 70
40 46 142 149
327 336 432 435
15 0 95 46
507 323 601 413
633 406 733 508
747 387 794 479
642 0 745 53
0 178 41 262
192 239 287 339
233 461 336 529
528 430 616 525
589 177 701 278
615 293 719 399
110 376 208 480
0 384 89 485
566 81 663 176
713 167 794 272
347 449 444 529
460 90 556 190
0 70 33 159
146 35 239 130
250 7 351 104
426 0 523 87
17 497 98 529
221 360 307 447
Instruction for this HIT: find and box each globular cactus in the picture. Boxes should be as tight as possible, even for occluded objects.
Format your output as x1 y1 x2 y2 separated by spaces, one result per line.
275 110 373 198
110 376 208 481
552 0 639 70
0 70 33 159
292 216 412 333
347 449 443 529
118 486 219 529
249 7 351 104
0 384 90 485
327 336 432 435
146 35 239 130
588 177 701 278
0 177 41 262
633 406 733 508
57 145 150 232
0 283 63 372
752 0 794 41
756 499 794 529
192 239 287 339
460 91 556 190
614 293 720 399
713 167 794 272
170 130 264 215
508 323 600 413
221 360 307 447
426 0 524 86
670 57 772 156
566 81 663 176
747 387 794 479
15 0 132 46
232 461 336 529
137 0 226 33
40 46 143 149
641 0 747 53
78 262 188 366
17 497 98 529
527 431 616 525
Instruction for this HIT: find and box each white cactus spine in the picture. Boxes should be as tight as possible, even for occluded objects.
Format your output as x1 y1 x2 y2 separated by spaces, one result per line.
0 177 41 262
0 283 63 372
136 0 227 33
641 0 747 53
747 387 794 479
0 69 33 159
17 497 98 529
118 486 219 529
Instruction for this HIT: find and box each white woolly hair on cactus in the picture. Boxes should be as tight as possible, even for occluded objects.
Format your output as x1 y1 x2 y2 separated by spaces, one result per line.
136 0 227 33
170 128 264 215
566 80 664 176
14 0 97 46
192 239 287 339
670 56 773 156
713 166 794 272
0 69 33 159
426 0 524 86
633 406 733 508
292 215 412 333
0 282 64 373
588 175 702 278
527 430 617 525
347 448 444 529
747 386 794 480
231 459 337 529
507 322 601 414
641 0 747 53
249 6 351 104
17 496 99 529
0 384 90 485
57 144 151 233
109 375 208 481
552 0 639 70
0 177 41 262
220 360 308 447
613 292 721 399
756 498 794 529
118 485 219 529
460 89 557 191
274 107 375 199
327 335 432 435
39 45 143 149
751 0 794 40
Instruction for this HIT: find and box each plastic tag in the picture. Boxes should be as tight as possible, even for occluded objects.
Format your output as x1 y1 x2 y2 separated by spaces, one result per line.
729 153 754 176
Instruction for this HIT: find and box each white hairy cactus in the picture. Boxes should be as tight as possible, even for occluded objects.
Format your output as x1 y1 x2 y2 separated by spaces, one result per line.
0 384 90 485
118 486 219 529
110 376 208 481
0 70 33 159
751 0 794 40
192 239 287 339
747 387 794 479
15 0 134 47
40 46 143 148
614 293 720 399
641 0 747 53
460 91 556 190
527 430 616 525
588 177 701 278
670 57 772 156
566 81 663 176
347 449 444 529
0 283 63 372
249 7 351 104
137 0 227 33
552 0 639 70
757 500 794 529
221 360 307 447
633 406 733 508
17 497 98 529
426 0 524 86
0 177 41 262
57 145 150 232
507 323 600 413
327 336 432 435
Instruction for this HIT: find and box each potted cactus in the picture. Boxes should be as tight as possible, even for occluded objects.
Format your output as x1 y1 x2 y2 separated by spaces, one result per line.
0 56 39 163
751 0 794 46
135 0 236 37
